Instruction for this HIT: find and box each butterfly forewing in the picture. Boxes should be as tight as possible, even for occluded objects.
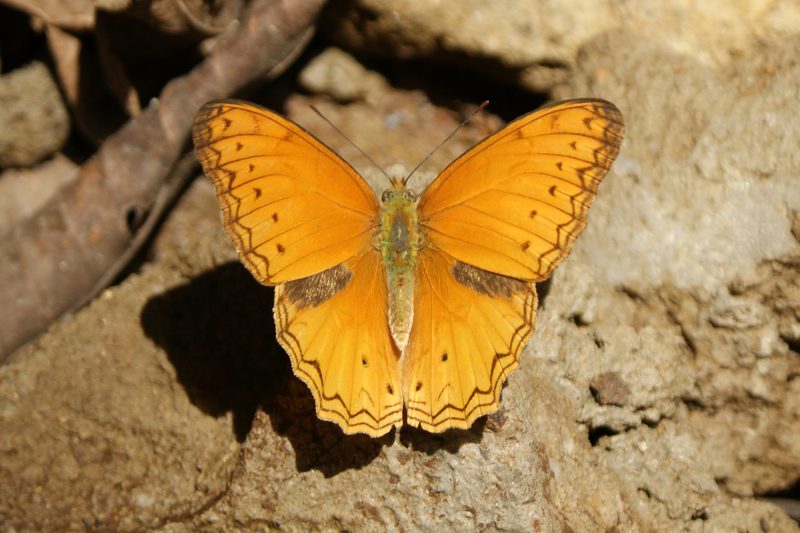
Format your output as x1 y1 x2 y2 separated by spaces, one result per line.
193 100 403 437
403 99 623 431
418 99 624 281
192 100 379 284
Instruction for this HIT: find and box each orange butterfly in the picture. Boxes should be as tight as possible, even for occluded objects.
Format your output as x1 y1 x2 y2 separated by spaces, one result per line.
192 99 624 437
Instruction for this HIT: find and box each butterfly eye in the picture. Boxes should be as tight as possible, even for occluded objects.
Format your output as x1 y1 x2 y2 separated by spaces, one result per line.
381 191 390 203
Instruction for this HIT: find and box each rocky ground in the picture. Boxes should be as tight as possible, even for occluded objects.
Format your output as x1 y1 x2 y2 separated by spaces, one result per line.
1 0 799 531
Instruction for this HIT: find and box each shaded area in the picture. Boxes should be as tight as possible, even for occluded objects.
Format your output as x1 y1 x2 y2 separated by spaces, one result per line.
0 5 46 72
760 479 800 524
141 260 493 475
536 278 553 304
318 1 551 123
362 56 549 124
141 262 283 441
399 419 485 454
268 381 393 476
140 261 389 475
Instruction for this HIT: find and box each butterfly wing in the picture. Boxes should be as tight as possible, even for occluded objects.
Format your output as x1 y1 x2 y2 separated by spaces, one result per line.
418 99 624 281
192 100 379 284
403 247 537 432
194 100 401 436
275 247 402 436
404 99 623 431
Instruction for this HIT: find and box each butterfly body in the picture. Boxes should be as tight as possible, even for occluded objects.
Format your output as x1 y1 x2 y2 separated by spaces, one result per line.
192 98 624 437
379 181 420 351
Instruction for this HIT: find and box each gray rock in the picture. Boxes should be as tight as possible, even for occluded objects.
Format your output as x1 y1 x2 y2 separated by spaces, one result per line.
326 0 800 92
298 46 388 104
0 61 70 168
559 27 800 517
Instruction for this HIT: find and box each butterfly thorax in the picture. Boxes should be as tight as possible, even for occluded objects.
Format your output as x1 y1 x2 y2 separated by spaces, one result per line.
379 184 420 352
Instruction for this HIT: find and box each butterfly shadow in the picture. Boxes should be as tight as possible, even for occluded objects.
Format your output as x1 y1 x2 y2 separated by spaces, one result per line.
140 261 387 476
141 262 283 442
398 419 487 455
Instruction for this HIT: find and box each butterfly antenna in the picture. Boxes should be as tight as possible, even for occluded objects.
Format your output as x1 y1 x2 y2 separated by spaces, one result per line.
404 100 490 185
309 104 392 182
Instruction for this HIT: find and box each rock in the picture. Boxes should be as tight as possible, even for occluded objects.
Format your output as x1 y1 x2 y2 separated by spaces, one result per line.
590 371 631 407
0 261 241 530
2 4 800 531
298 46 388 103
559 27 800 508
325 0 800 92
0 61 70 168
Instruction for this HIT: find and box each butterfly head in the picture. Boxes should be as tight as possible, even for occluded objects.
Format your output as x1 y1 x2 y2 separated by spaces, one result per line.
381 175 417 204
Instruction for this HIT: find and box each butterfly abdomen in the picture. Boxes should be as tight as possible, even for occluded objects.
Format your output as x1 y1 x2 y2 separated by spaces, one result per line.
380 188 420 351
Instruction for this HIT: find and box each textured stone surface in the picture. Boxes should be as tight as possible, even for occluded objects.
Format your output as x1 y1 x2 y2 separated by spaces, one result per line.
558 30 800 504
0 61 70 168
325 0 800 91
298 46 388 103
0 257 241 530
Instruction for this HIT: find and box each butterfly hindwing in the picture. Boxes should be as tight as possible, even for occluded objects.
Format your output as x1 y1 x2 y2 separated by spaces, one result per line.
418 99 624 281
192 100 379 284
403 247 537 431
274 248 403 436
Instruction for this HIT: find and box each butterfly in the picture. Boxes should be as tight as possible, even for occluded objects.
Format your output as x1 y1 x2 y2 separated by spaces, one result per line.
192 98 624 437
